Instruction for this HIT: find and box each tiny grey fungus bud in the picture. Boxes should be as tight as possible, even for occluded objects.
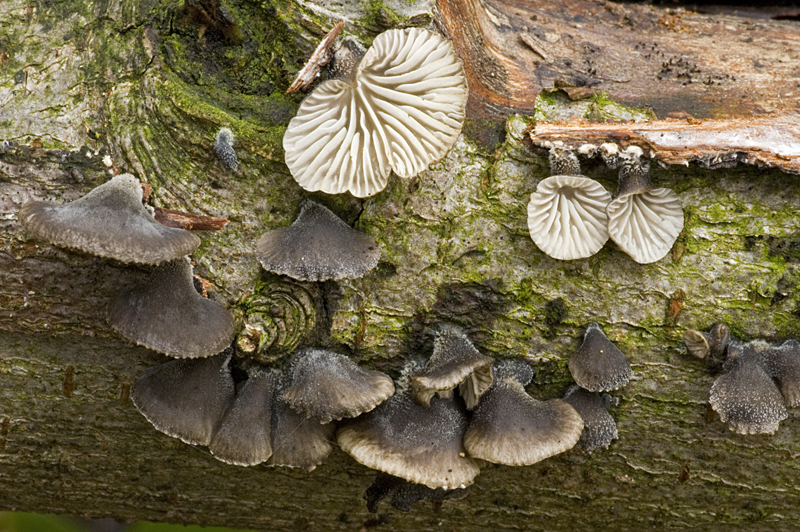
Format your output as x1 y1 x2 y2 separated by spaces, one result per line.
214 127 238 171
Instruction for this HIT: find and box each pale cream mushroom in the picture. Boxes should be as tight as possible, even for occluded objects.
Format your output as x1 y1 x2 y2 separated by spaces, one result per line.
606 155 683 264
283 27 468 197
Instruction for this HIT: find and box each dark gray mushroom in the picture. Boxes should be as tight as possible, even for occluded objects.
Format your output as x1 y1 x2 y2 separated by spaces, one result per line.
709 343 787 435
568 322 633 392
18 173 200 264
209 368 275 466
256 200 381 282
364 472 469 513
282 348 394 423
411 324 493 409
759 339 800 408
562 385 618 451
267 386 335 471
337 392 480 489
130 351 235 445
683 322 730 374
214 127 238 171
108 258 235 358
463 362 583 466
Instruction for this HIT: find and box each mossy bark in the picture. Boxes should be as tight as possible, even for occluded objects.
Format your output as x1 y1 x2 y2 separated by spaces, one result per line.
2 0 800 530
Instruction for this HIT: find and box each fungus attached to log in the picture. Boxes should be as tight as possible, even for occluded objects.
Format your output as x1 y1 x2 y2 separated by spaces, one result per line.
214 127 238 171
463 361 583 466
130 352 235 446
364 472 469 513
18 173 200 264
282 347 395 423
267 388 335 471
568 322 632 392
758 340 800 408
108 258 236 359
283 27 468 198
209 368 276 466
256 200 381 281
411 324 493 409
337 392 480 490
683 322 730 374
562 385 618 451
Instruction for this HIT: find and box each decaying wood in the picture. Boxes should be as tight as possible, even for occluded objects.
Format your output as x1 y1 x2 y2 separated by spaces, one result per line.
286 21 345 94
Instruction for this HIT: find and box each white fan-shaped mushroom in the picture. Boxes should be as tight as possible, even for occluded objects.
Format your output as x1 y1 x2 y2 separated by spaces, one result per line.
527 175 611 260
606 160 683 264
283 28 468 198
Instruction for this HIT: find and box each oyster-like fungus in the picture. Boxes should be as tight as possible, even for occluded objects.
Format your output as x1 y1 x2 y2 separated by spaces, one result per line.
760 340 800 407
411 324 493 409
337 392 480 489
19 173 200 264
108 258 236 358
569 322 633 392
283 27 468 198
130 352 235 445
463 361 583 466
267 388 335 471
209 368 275 466
683 322 730 374
256 200 381 281
527 175 612 260
709 343 787 435
283 348 394 423
562 385 618 451
606 156 683 264
364 472 469 513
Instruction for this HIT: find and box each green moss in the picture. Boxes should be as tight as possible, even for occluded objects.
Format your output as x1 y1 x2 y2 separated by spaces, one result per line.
534 89 654 123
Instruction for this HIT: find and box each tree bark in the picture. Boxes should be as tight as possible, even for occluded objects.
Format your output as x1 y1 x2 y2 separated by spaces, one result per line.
2 0 800 530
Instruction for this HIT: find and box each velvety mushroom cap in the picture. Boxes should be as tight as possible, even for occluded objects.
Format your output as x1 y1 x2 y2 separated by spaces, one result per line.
108 258 236 358
337 393 480 489
569 322 633 392
130 352 235 445
760 340 800 407
683 329 711 359
267 390 335 471
606 165 683 264
18 173 200 264
411 324 493 409
562 385 618 451
527 175 612 260
283 27 468 198
548 146 581 176
709 345 787 435
209 368 275 466
364 472 468 513
282 348 395 423
463 377 583 465
256 200 381 281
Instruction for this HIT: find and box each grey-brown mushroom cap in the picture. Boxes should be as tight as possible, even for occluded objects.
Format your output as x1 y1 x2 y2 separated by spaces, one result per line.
709 347 787 435
283 348 395 423
283 27 468 198
18 173 200 265
606 187 684 264
562 385 618 451
412 325 493 409
267 390 335 471
130 352 235 446
256 200 381 282
761 340 800 407
209 368 276 466
337 393 480 490
569 322 633 392
108 258 236 358
464 378 583 466
683 329 711 359
527 175 611 261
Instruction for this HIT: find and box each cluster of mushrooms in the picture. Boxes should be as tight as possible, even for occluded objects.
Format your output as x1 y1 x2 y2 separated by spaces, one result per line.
12 24 703 512
685 324 800 435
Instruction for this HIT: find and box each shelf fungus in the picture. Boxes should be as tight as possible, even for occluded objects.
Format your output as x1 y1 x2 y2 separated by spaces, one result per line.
131 352 235 446
108 258 236 359
209 368 276 466
282 348 395 423
709 342 788 435
256 200 381 281
463 361 583 466
761 340 800 407
562 385 618 451
606 151 684 264
683 322 730 374
18 173 200 264
283 27 468 197
527 150 611 260
411 324 493 410
569 322 633 392
337 391 480 490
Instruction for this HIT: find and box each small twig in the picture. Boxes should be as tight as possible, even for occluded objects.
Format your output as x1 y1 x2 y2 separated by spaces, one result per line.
153 207 229 231
286 21 345 94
